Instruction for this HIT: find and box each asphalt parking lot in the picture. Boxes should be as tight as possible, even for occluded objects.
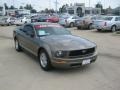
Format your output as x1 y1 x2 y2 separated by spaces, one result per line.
0 26 120 90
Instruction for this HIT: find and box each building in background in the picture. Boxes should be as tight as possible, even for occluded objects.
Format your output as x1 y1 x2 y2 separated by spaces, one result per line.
5 9 30 17
0 4 5 16
67 3 101 16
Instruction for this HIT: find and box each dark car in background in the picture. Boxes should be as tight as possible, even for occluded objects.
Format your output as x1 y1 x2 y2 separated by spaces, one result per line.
37 16 49 22
13 22 97 71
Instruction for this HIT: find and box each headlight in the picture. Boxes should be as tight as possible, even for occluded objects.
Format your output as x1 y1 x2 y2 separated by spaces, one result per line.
55 51 67 58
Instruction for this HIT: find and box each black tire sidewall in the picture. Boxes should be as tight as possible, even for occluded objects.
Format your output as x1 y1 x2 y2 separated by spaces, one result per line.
70 22 74 27
88 24 92 30
111 26 116 32
15 39 22 51
39 50 52 71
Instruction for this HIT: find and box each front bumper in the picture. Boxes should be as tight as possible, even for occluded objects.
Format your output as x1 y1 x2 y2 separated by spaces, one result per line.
51 53 97 68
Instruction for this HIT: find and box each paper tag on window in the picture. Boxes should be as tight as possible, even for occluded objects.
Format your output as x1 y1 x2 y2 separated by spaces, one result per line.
38 30 46 35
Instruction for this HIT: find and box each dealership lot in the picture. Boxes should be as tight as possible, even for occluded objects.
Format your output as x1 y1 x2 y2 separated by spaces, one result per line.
0 26 120 90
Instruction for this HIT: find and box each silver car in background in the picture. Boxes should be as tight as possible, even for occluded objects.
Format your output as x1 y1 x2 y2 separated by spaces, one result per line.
0 17 16 26
14 16 31 26
59 15 80 27
75 15 103 30
92 16 120 32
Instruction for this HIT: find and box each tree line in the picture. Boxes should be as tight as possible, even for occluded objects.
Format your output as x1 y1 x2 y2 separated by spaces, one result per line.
4 3 37 13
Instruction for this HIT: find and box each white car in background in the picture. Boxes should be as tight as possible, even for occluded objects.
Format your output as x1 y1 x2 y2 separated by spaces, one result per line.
93 16 120 32
59 15 80 27
14 17 31 25
0 17 16 26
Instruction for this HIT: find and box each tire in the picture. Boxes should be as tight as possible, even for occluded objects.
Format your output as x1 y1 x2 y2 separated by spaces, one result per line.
77 26 81 29
97 29 102 32
70 22 74 27
88 24 92 30
8 23 11 26
14 39 22 52
111 26 116 32
39 49 52 71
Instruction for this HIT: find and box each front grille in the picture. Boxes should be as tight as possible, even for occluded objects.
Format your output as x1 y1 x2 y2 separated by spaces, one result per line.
69 48 95 57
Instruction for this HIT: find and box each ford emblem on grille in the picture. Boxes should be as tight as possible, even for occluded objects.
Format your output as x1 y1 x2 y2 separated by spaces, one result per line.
82 50 86 53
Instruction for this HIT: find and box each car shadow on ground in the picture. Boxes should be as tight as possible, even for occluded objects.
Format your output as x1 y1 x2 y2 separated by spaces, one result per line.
92 30 112 33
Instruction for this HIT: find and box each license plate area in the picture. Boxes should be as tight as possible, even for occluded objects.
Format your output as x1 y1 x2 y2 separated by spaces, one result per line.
82 59 91 65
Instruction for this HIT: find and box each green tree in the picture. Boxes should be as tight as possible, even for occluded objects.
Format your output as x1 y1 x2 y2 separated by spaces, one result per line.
59 4 68 13
95 2 104 14
31 9 37 13
19 6 23 9
9 5 15 9
24 4 33 10
4 3 9 10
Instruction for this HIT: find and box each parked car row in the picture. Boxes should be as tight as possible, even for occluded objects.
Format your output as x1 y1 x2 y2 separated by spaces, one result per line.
92 16 120 32
0 16 16 26
31 15 59 23
0 16 31 26
1 14 120 32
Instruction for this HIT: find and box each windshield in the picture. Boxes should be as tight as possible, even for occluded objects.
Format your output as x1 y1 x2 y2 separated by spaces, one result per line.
35 26 71 36
103 17 113 21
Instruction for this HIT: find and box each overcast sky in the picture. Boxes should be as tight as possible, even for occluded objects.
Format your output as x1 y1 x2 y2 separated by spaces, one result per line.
1 0 120 11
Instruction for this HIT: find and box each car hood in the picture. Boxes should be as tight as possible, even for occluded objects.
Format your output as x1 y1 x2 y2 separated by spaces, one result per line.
40 35 96 51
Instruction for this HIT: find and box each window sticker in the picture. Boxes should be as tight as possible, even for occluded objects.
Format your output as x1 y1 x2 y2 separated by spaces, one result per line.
38 30 46 35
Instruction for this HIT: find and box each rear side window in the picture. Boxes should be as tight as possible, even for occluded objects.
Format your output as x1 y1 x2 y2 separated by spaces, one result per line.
104 17 113 21
115 17 120 21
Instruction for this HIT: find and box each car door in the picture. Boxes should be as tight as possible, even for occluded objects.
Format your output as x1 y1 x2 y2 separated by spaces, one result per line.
23 25 39 56
16 25 28 49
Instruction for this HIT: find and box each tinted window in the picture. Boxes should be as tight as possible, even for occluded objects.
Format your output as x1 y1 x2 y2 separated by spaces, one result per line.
72 16 79 19
23 25 34 34
103 17 113 21
115 17 120 21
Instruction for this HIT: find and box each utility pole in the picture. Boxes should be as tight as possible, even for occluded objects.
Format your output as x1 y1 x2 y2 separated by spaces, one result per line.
49 0 51 9
55 0 59 14
13 0 15 7
89 0 90 7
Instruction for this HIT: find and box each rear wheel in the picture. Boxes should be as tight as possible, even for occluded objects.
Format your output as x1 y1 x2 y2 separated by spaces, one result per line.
77 26 81 29
14 39 22 52
39 50 52 71
88 24 92 30
97 29 102 32
70 22 74 27
8 23 11 26
111 26 116 32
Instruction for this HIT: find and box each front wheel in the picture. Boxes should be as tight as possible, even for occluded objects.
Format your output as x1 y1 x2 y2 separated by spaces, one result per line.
70 22 74 27
14 39 22 52
88 24 92 30
39 50 52 71
111 26 116 32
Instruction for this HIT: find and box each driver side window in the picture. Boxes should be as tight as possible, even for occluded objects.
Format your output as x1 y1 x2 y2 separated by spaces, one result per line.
23 25 34 36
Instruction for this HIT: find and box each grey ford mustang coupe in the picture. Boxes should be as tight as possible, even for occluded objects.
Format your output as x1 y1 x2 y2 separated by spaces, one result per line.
13 22 97 71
